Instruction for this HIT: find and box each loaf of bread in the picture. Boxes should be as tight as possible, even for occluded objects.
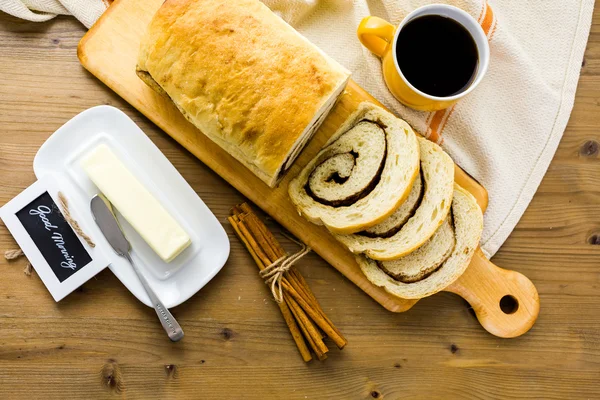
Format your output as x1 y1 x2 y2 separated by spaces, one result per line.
356 185 483 299
288 103 420 234
136 0 350 187
334 137 454 260
288 103 485 299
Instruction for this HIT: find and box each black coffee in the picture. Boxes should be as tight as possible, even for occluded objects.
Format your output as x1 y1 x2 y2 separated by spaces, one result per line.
396 15 478 97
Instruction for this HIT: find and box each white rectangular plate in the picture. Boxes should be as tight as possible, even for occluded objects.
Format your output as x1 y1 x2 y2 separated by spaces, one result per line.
33 106 230 308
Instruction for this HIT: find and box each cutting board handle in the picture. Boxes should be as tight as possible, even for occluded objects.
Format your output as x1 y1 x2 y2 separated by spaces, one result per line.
445 248 540 338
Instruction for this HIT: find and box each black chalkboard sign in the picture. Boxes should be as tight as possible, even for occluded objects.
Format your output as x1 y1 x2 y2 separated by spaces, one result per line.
16 192 92 283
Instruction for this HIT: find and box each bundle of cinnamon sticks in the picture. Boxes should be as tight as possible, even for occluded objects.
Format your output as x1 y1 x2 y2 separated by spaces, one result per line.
229 203 346 362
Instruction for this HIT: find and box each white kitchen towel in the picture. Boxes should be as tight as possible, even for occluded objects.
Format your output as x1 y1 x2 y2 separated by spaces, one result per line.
265 0 594 258
0 0 110 28
3 0 594 257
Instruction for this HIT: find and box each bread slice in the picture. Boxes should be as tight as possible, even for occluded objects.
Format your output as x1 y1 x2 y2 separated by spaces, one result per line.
356 185 483 299
378 217 455 283
334 137 454 260
288 102 420 234
363 172 423 237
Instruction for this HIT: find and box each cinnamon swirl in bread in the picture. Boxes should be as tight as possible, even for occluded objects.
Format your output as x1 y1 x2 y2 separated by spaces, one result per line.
288 103 420 234
356 185 483 299
334 137 454 260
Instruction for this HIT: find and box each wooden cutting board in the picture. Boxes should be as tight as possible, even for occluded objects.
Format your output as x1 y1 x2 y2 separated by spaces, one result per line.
78 0 539 338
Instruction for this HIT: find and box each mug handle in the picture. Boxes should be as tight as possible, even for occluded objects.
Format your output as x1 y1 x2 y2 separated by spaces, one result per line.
357 16 396 57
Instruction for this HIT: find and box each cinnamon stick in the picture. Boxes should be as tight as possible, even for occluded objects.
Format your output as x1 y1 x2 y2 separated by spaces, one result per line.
282 281 347 349
289 268 345 341
245 210 286 256
240 212 282 262
230 216 312 361
228 216 265 269
236 214 327 349
230 203 346 361
278 298 313 362
286 296 328 358
247 215 340 339
236 218 272 269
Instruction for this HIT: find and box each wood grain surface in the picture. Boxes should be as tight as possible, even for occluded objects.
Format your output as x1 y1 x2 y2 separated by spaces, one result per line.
0 6 599 400
76 0 539 338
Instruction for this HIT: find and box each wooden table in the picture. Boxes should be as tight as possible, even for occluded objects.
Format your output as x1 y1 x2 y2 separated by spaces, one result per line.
0 9 598 399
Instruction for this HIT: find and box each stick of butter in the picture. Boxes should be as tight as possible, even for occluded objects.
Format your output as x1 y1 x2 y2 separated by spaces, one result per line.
81 144 191 262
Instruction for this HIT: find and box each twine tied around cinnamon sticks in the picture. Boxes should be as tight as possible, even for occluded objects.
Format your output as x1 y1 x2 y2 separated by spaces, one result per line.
229 203 346 362
3 191 95 275
259 237 311 303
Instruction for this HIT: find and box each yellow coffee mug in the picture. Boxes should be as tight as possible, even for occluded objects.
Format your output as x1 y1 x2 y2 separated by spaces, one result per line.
357 4 489 111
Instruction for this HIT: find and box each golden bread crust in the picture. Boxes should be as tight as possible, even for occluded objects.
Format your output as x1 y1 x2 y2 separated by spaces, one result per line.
137 0 350 186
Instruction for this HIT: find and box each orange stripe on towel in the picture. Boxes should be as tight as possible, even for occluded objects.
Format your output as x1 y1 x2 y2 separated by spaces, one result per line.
481 2 495 36
426 111 443 142
426 112 435 125
427 109 447 143
427 107 452 144
478 0 487 23
488 14 499 39
438 106 455 143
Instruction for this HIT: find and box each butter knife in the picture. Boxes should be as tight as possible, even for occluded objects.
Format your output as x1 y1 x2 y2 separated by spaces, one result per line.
90 195 184 342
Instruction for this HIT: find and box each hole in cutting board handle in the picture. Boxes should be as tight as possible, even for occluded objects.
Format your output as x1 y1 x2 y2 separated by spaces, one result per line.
499 295 519 314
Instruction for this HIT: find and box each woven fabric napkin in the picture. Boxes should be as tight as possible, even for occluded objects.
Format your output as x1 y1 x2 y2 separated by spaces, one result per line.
2 0 594 256
0 0 110 28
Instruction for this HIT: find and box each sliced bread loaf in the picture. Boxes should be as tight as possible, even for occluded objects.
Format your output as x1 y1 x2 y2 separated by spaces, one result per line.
356 185 483 299
288 102 420 234
334 137 454 260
